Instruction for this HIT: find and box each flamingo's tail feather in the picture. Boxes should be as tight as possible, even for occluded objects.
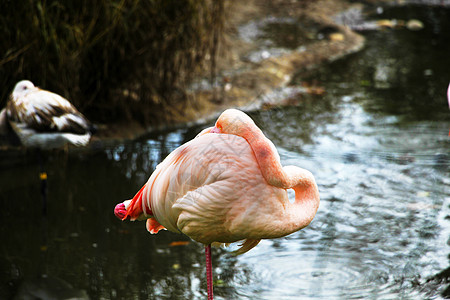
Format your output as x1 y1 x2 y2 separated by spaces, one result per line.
232 239 261 255
211 242 230 249
124 184 150 220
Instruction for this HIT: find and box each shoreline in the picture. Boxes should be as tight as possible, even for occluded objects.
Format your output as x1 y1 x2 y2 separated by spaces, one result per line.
1 0 370 149
95 0 366 142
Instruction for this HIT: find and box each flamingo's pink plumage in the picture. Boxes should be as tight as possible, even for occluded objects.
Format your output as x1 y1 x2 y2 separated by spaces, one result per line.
114 108 320 297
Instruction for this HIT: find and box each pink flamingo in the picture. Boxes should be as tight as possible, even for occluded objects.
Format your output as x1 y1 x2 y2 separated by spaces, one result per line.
114 109 320 299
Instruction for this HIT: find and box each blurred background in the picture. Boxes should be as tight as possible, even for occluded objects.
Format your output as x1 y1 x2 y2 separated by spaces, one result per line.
1 0 449 299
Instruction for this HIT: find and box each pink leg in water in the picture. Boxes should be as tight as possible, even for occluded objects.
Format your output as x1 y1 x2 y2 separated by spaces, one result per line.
205 244 214 300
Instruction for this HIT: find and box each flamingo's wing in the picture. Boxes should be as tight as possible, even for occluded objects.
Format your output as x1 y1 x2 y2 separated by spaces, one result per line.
146 218 166 234
234 239 261 255
173 185 262 254
7 90 89 134
121 133 253 237
211 239 261 255
160 135 277 248
123 184 148 220
122 133 285 254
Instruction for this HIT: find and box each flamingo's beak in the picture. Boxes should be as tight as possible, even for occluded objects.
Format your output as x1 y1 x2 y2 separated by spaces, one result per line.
210 126 221 134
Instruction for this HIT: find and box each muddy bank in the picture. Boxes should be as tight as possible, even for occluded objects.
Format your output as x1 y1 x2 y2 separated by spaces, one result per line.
93 0 366 142
2 0 436 146
0 0 365 146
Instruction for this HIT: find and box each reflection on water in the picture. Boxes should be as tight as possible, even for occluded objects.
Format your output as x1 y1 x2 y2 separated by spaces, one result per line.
1 4 450 300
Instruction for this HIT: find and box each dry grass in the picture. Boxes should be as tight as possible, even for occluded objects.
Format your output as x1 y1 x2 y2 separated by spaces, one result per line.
0 0 225 125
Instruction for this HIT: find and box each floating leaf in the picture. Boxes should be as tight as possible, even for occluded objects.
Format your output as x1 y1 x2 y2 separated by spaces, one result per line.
214 279 225 287
417 191 430 198
306 86 326 96
407 19 424 31
376 19 396 29
329 33 344 41
360 80 371 87
169 241 190 247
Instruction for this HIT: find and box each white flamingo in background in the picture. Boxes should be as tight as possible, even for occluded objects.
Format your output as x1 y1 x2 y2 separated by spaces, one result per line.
447 83 450 136
447 83 450 109
0 80 96 216
0 80 94 149
114 108 320 300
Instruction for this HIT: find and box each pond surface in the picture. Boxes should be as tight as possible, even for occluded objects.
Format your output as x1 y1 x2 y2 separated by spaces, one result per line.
1 3 450 300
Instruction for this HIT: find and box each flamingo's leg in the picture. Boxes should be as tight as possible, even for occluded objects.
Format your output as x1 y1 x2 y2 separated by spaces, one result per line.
205 244 214 300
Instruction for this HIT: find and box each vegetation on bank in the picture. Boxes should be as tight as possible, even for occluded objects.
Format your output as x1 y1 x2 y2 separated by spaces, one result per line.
0 0 224 125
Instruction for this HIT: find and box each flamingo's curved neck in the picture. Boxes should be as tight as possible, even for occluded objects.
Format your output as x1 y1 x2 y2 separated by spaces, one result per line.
241 126 290 188
286 167 320 230
243 125 320 229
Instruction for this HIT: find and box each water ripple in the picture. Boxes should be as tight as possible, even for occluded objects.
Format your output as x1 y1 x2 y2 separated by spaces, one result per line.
229 246 420 299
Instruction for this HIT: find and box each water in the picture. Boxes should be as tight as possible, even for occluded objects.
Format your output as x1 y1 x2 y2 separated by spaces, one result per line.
1 4 450 300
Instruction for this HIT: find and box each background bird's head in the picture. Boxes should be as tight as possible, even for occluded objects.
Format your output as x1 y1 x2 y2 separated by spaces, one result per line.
12 80 37 99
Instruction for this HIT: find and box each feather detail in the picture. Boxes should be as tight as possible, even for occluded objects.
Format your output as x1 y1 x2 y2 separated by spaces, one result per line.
124 184 148 220
211 242 230 248
146 218 166 234
233 239 261 255
211 239 261 255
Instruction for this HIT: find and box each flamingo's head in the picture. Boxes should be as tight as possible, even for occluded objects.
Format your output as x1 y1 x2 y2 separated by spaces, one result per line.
212 109 256 136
